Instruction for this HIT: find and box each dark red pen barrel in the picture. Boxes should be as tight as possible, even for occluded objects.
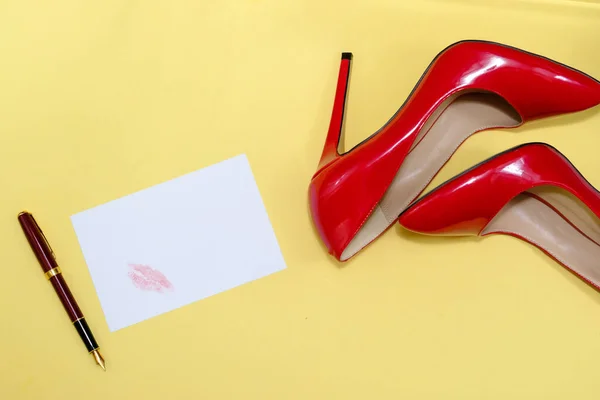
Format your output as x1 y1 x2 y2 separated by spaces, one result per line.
49 275 98 352
49 274 84 322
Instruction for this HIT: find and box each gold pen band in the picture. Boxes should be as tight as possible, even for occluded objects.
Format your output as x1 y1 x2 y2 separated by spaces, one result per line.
45 266 62 279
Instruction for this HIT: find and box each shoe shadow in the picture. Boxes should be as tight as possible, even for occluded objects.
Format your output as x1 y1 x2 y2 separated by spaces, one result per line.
395 222 600 306
548 265 600 306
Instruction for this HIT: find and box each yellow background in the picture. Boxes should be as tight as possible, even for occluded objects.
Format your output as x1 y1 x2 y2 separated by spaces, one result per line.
2 0 600 398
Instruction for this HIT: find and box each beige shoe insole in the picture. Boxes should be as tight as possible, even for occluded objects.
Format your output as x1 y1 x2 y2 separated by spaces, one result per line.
527 186 600 245
482 189 600 288
340 92 521 260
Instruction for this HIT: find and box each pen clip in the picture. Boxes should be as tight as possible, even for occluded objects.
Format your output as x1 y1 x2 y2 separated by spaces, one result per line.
30 214 57 261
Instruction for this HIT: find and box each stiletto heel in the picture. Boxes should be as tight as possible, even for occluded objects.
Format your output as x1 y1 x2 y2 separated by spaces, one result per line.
398 142 600 289
309 40 600 261
317 52 352 172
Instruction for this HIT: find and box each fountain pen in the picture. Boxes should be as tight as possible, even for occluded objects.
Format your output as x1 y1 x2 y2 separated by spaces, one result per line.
18 211 106 371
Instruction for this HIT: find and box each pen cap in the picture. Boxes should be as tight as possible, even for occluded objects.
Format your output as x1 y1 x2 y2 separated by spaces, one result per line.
18 211 59 272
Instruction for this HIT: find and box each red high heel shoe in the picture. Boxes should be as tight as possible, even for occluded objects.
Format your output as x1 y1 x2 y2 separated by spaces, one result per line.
309 40 600 261
398 142 600 289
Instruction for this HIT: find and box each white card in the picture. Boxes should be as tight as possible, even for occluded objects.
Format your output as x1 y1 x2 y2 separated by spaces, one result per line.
70 154 286 332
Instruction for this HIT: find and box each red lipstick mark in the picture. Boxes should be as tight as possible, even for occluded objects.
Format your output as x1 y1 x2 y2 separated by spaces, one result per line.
127 264 174 293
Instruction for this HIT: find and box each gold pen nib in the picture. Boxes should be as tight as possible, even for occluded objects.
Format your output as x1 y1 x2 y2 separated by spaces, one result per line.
91 349 106 371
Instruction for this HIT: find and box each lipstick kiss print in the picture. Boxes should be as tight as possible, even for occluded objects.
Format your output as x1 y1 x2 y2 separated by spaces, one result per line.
127 264 174 293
